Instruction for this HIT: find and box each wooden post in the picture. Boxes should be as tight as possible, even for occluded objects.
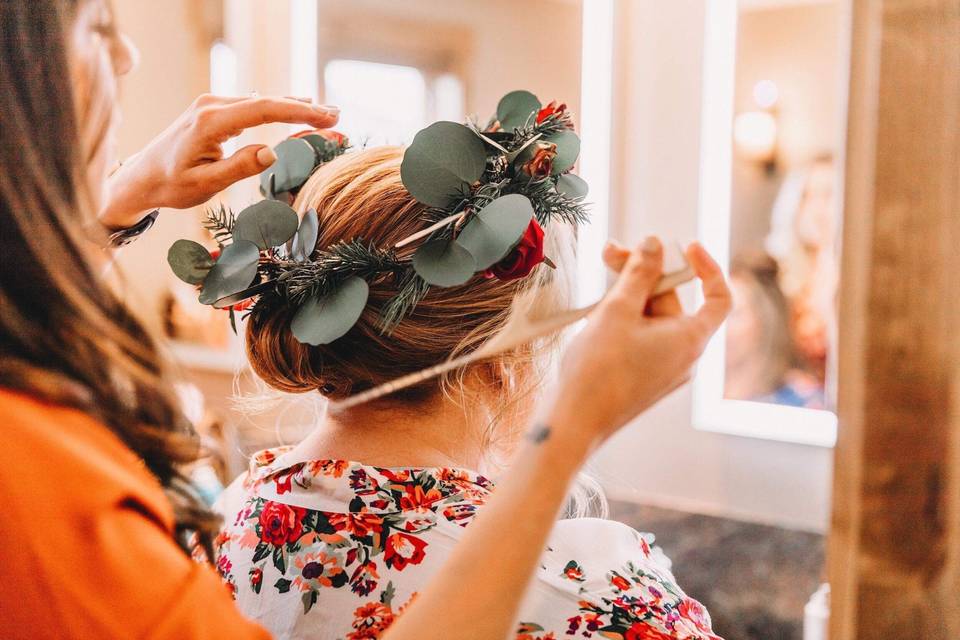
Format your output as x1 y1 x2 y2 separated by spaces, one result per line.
828 1 960 638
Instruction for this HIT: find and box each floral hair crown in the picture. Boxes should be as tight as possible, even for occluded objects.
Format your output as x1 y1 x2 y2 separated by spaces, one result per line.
166 90 589 345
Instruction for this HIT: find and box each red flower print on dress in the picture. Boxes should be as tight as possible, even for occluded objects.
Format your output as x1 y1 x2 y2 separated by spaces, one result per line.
483 219 546 282
329 512 384 539
383 532 428 571
677 598 713 634
399 485 443 512
294 551 348 589
258 501 307 546
347 601 395 640
562 560 585 583
309 459 349 478
610 573 631 592
624 623 675 640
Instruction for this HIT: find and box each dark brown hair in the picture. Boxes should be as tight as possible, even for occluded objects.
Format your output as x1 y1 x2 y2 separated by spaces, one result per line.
0 0 218 555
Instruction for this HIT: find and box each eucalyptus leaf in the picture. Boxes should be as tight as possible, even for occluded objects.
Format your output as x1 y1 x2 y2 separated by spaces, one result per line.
302 134 331 157
290 276 370 345
496 90 541 131
233 200 300 250
213 279 277 309
167 239 214 285
412 239 477 287
291 208 319 262
198 240 260 305
544 130 581 175
556 173 589 199
400 122 486 208
455 194 534 270
259 138 316 195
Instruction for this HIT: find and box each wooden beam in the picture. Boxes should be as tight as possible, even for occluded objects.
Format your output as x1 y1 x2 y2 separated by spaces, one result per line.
828 1 960 638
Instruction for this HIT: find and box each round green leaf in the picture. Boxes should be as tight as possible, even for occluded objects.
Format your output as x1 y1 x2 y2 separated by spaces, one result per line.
496 90 541 131
198 240 260 305
400 122 486 209
259 138 316 196
556 173 589 199
290 276 370 345
167 239 214 285
455 194 534 270
545 130 581 175
291 208 319 262
412 238 478 287
233 200 300 250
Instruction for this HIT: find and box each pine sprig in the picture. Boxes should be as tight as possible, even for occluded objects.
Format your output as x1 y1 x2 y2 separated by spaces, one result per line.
379 271 431 334
512 177 590 227
276 239 404 306
203 204 236 246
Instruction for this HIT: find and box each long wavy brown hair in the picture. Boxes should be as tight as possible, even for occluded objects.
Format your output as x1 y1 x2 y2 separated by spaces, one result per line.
0 0 219 555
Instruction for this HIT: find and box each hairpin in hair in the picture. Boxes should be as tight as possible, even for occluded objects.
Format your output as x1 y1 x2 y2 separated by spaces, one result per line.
166 90 589 345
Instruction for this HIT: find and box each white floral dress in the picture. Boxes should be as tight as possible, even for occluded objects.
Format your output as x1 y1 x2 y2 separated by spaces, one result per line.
213 447 722 640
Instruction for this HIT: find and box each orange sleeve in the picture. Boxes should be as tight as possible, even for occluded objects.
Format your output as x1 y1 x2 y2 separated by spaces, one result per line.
0 389 271 640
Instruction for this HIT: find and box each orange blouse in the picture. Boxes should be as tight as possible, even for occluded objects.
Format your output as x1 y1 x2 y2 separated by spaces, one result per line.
0 388 271 639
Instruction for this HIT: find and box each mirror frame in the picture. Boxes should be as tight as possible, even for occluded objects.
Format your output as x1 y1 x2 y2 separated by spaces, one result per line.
693 0 837 448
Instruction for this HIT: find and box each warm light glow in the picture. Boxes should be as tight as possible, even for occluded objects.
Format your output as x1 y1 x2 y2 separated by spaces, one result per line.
289 0 319 103
752 79 779 109
324 60 427 145
210 40 238 156
733 110 777 159
577 0 615 306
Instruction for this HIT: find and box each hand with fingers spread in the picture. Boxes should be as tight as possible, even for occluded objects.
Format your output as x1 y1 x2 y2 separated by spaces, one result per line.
99 94 339 229
547 236 732 449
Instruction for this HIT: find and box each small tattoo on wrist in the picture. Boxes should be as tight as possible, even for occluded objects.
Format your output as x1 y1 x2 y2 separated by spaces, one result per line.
527 424 551 444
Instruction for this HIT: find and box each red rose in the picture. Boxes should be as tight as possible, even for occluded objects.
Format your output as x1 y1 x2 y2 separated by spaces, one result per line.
536 100 567 124
383 532 428 571
257 501 307 546
483 219 546 281
521 141 558 179
249 567 263 587
291 128 348 147
329 512 384 539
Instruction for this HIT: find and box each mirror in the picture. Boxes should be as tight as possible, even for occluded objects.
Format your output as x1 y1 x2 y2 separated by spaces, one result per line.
694 0 845 446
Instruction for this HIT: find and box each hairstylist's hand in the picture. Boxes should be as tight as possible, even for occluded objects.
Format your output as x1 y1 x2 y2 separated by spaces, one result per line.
549 237 731 449
99 94 339 228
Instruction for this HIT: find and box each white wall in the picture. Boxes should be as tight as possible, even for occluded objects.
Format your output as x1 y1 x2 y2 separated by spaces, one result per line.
592 0 834 533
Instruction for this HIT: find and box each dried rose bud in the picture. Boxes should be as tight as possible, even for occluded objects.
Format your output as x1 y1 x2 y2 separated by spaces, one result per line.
521 141 558 179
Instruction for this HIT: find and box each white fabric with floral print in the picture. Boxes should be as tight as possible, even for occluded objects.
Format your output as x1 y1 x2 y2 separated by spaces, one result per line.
213 447 723 640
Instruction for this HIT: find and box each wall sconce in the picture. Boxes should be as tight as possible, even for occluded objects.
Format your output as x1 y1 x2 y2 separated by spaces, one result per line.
734 80 779 173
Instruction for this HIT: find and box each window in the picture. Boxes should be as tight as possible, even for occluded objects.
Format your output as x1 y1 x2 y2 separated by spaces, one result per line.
323 59 464 146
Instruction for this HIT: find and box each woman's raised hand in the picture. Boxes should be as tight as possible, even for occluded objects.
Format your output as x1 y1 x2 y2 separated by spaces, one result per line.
99 94 339 228
547 237 732 449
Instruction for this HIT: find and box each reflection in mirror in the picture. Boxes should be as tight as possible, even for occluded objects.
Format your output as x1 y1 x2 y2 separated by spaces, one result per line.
725 0 842 410
695 0 845 445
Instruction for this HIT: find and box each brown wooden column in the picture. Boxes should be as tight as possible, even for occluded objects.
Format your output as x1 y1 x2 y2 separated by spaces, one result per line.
828 1 960 638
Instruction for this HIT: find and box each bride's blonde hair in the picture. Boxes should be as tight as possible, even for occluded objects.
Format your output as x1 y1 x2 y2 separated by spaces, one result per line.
246 146 575 454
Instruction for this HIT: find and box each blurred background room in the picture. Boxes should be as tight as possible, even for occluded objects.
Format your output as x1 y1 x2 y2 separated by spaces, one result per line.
106 2 850 638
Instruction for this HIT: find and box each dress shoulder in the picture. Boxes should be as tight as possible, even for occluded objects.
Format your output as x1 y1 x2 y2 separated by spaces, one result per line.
523 517 723 640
